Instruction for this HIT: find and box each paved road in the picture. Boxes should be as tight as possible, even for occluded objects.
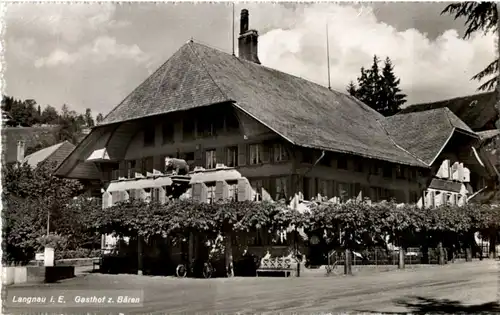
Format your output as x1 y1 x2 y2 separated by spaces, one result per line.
4 260 499 314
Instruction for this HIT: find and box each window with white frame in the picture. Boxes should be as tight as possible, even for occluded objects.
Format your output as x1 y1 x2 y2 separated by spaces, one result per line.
205 149 217 169
226 147 238 167
228 182 238 201
337 182 351 201
275 177 289 200
249 144 263 165
318 179 328 198
273 144 288 162
251 179 263 201
207 184 216 204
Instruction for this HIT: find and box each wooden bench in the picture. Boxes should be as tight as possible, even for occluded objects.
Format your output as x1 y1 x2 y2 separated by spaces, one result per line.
256 258 296 277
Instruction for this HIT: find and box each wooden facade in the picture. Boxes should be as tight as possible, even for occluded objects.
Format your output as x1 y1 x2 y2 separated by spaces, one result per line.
76 103 488 206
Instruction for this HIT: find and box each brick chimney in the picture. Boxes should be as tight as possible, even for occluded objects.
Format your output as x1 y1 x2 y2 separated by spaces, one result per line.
238 9 261 64
17 140 25 163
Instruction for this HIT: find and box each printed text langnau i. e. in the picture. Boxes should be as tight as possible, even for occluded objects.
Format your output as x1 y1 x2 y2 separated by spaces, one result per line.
12 296 46 304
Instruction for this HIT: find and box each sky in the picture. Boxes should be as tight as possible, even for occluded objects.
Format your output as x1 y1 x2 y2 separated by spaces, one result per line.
3 2 497 116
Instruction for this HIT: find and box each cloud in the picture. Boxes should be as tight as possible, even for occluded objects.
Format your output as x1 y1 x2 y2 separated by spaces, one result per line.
254 3 496 104
34 36 149 68
6 3 128 43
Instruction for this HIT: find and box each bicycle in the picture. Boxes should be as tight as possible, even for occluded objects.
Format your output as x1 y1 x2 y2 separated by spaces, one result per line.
176 259 214 279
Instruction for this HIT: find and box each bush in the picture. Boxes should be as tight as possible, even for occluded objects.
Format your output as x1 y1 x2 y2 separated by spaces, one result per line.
55 248 101 260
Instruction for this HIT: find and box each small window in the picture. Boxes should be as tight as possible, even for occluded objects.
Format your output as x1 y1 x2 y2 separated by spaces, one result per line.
408 169 417 181
227 180 238 201
337 157 348 170
143 157 154 174
275 177 289 200
226 112 239 131
144 125 155 147
205 149 217 169
318 179 328 198
249 144 263 165
273 144 289 162
354 159 363 172
395 165 405 179
319 154 331 167
226 147 238 167
370 163 380 175
337 182 351 201
383 165 392 178
207 184 216 204
162 123 174 144
197 119 213 138
301 150 314 164
250 179 263 201
127 160 136 178
409 191 419 203
183 119 195 140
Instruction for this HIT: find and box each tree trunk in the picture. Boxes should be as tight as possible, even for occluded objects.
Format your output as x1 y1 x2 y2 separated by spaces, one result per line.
188 232 194 267
225 234 234 277
137 235 143 275
344 248 352 275
465 246 472 262
398 244 405 269
437 241 445 265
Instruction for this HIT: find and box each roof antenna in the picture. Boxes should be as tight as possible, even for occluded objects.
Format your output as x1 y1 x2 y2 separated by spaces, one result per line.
326 22 331 90
232 2 235 56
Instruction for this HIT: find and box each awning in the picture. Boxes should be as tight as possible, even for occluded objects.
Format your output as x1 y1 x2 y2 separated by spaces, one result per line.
189 168 242 184
106 176 174 192
86 148 110 161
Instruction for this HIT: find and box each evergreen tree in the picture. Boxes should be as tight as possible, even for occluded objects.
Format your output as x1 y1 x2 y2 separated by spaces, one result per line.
41 105 59 125
84 108 95 127
442 3 498 91
349 55 407 116
95 113 104 124
346 81 357 97
380 57 407 116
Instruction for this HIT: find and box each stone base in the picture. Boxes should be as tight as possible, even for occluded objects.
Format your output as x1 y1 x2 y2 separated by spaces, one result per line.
3 266 75 285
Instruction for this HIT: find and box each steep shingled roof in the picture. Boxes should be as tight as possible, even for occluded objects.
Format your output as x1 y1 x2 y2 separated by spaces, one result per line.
383 108 477 165
100 41 427 167
22 141 75 169
399 92 498 131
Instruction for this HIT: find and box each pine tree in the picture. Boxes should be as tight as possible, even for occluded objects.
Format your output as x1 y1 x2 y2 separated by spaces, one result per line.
84 108 95 127
95 113 104 124
380 57 407 116
349 55 407 116
442 3 498 91
346 81 358 97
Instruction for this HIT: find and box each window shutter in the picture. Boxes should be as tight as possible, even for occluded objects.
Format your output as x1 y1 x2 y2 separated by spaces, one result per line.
216 147 225 166
238 143 247 166
261 143 270 163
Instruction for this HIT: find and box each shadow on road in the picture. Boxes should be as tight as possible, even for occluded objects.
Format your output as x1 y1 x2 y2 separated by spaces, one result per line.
358 296 500 314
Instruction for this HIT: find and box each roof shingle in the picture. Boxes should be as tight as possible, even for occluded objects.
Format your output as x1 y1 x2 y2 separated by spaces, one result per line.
383 108 476 165
100 41 430 167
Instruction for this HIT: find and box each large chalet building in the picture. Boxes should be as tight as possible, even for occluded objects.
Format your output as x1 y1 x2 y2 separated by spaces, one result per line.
55 9 497 208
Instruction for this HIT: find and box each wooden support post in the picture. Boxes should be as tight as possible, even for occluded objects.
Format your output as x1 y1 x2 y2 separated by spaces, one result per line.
225 234 234 277
438 241 445 265
344 248 352 275
137 234 143 275
398 238 405 269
